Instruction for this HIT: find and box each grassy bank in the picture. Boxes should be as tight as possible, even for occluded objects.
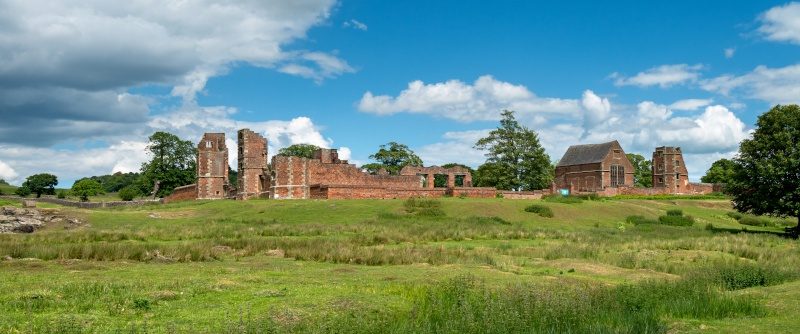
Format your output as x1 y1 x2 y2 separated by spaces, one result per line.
1 198 798 332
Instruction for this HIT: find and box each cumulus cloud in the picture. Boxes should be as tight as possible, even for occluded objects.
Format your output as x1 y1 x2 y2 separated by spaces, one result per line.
700 64 800 105
611 64 703 88
358 75 579 122
416 130 492 167
0 0 346 145
0 160 18 183
581 90 612 134
669 98 713 111
758 2 800 44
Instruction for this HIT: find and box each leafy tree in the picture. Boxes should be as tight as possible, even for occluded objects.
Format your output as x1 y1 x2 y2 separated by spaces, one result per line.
701 158 736 184
367 142 423 175
278 144 321 159
75 172 141 193
118 185 140 201
14 186 31 197
228 166 238 190
0 179 8 185
21 173 58 198
71 179 104 202
139 131 197 197
360 163 387 175
626 153 653 187
727 105 800 233
474 110 552 191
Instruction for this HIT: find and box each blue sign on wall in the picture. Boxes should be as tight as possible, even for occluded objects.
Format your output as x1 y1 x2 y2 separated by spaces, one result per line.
560 189 569 196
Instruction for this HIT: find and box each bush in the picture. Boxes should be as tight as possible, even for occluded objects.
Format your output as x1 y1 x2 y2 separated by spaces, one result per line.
726 211 743 220
738 216 767 227
56 190 67 199
690 261 798 291
14 186 31 197
626 215 658 225
403 198 445 217
71 179 104 202
542 195 583 204
524 204 554 218
658 215 695 226
118 185 140 201
666 209 683 216
574 193 601 201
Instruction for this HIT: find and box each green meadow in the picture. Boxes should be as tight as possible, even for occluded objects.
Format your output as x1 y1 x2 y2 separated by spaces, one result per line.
1 197 799 333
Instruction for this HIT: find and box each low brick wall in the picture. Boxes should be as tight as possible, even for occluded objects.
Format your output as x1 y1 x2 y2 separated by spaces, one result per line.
310 184 448 199
163 184 198 203
0 195 162 208
449 187 497 198
499 190 550 200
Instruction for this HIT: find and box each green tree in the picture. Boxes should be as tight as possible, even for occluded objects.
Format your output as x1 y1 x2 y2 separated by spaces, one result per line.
21 173 58 198
0 179 8 185
360 163 387 175
626 153 653 187
278 144 321 159
367 142 423 175
118 185 140 201
71 179 104 202
14 186 31 197
474 110 552 191
75 172 141 193
727 105 800 233
139 131 197 197
701 158 736 184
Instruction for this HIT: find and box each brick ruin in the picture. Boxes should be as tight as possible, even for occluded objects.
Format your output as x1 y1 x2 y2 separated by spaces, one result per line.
163 130 723 203
196 133 229 199
164 129 497 202
237 129 269 199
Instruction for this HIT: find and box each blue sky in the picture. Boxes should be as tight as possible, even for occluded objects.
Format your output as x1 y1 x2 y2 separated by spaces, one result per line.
1 0 799 186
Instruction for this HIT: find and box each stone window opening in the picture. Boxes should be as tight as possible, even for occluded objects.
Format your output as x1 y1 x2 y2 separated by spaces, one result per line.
433 174 448 188
454 175 465 187
610 164 624 187
205 141 212 148
658 177 664 183
675 173 680 180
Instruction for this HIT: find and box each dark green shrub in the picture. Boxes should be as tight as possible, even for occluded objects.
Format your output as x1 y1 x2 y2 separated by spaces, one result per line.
14 186 31 197
404 198 445 217
575 193 601 201
542 195 583 204
690 261 798 291
461 216 511 225
524 204 554 218
666 209 683 216
626 215 658 225
132 298 151 311
56 190 67 199
658 215 694 226
738 216 767 227
118 185 140 201
726 211 743 220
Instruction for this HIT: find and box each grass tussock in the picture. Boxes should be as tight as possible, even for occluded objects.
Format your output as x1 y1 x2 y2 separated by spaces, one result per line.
524 204 554 218
403 198 445 217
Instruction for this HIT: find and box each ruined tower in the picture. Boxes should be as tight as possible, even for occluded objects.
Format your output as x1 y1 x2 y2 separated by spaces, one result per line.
237 129 269 199
652 146 689 193
197 133 229 199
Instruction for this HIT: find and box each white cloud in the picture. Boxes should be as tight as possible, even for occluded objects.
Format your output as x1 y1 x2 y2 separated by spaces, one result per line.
0 160 18 183
758 2 800 44
581 90 611 133
611 64 703 88
358 75 580 122
416 130 492 167
669 98 713 111
701 64 800 105
0 0 346 146
343 19 368 31
724 48 736 59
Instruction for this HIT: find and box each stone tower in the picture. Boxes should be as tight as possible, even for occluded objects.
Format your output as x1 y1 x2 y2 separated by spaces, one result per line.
237 129 268 199
652 146 689 193
197 133 229 199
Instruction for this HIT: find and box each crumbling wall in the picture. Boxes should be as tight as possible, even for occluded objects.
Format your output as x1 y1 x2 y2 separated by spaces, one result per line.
238 129 269 199
197 133 228 199
164 184 197 203
652 146 690 194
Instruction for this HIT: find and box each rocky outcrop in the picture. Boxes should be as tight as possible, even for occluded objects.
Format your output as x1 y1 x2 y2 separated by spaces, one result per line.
0 207 82 233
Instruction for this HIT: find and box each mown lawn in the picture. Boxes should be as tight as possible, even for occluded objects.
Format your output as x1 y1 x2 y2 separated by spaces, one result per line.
1 197 798 333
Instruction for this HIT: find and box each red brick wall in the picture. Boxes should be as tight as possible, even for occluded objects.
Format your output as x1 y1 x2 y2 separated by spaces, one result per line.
450 187 497 198
197 133 228 199
164 184 197 203
238 129 268 199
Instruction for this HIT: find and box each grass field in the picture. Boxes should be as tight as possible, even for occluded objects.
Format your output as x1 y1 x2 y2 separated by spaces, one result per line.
1 197 799 333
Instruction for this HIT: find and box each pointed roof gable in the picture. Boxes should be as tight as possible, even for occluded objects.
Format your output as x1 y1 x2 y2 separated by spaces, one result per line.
556 141 620 167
